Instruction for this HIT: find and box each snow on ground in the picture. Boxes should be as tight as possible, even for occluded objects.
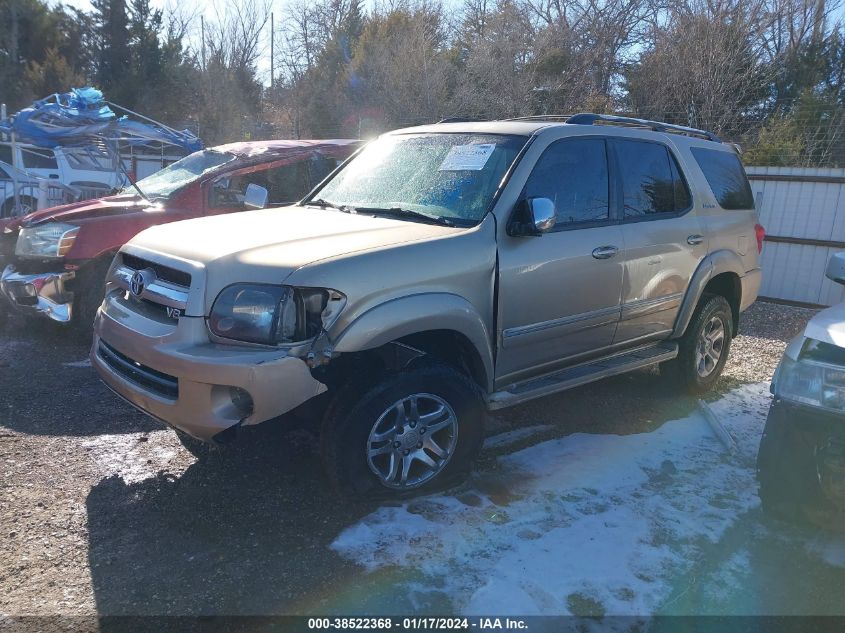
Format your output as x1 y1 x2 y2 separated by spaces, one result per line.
332 383 772 616
81 431 186 484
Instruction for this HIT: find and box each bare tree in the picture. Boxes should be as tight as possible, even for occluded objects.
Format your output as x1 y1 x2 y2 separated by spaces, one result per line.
205 0 271 73
625 0 776 136
352 3 453 127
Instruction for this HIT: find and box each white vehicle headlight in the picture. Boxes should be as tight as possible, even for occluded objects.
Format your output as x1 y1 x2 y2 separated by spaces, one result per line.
15 223 79 258
208 283 345 346
774 339 845 411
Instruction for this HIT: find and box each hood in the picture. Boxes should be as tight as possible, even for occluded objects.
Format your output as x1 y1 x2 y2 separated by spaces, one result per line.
804 302 845 348
9 194 155 231
128 206 463 283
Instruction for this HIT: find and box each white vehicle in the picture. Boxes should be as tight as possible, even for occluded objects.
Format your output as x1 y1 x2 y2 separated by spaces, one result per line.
0 159 79 219
758 251 845 524
0 141 180 218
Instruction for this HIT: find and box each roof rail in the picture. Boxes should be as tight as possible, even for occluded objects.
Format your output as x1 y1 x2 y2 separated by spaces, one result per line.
565 113 721 142
437 117 483 124
502 115 573 122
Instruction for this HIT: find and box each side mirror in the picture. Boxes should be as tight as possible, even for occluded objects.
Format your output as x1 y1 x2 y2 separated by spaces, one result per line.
244 183 268 210
508 197 556 236
826 252 845 286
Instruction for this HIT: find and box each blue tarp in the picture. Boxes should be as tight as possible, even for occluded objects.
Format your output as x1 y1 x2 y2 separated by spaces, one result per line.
0 87 202 153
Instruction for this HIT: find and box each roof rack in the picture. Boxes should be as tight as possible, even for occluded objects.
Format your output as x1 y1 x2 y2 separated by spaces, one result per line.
503 115 573 122
437 117 483 124
565 113 721 142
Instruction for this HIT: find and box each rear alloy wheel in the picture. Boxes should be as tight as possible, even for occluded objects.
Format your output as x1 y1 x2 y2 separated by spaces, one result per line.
695 316 727 378
665 294 733 394
321 361 485 498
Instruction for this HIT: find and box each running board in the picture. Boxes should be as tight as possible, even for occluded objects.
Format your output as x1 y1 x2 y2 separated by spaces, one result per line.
487 342 679 410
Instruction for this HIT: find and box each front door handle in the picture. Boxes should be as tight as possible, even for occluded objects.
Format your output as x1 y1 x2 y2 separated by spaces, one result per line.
592 245 619 259
687 234 704 246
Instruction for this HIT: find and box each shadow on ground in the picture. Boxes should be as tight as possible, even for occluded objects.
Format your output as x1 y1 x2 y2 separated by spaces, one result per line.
1 319 160 436
85 424 380 616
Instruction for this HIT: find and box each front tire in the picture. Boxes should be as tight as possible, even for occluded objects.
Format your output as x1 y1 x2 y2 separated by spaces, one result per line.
320 362 486 498
667 294 733 395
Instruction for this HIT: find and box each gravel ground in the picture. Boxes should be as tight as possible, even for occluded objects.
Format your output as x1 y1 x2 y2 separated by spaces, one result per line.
0 301 818 617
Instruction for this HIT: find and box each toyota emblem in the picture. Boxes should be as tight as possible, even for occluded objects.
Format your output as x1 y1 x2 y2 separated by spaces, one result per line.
129 268 155 298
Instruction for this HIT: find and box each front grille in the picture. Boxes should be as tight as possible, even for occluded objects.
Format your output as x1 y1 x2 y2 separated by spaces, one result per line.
122 253 191 288
98 340 179 400
113 291 180 323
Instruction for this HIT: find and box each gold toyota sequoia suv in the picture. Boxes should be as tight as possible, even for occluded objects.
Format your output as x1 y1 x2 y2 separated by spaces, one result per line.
92 114 764 497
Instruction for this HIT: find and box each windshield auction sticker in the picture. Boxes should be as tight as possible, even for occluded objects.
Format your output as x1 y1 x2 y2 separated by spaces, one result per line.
438 144 496 171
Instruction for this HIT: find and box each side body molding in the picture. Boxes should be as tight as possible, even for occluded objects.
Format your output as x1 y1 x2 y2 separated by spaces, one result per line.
332 293 495 391
672 249 746 338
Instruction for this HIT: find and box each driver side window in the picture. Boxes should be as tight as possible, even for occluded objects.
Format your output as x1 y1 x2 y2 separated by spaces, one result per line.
522 138 610 228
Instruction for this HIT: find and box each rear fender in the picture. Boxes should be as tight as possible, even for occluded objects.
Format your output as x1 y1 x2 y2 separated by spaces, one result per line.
672 250 745 338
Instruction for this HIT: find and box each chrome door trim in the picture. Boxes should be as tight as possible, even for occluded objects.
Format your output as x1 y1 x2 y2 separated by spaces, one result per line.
620 292 684 321
502 304 621 340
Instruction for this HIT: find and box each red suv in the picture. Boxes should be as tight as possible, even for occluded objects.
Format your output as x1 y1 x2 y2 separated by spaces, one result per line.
0 139 359 330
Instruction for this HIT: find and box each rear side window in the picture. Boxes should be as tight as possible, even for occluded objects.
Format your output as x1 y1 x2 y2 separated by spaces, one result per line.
522 138 610 226
690 147 753 210
615 139 691 218
22 148 58 170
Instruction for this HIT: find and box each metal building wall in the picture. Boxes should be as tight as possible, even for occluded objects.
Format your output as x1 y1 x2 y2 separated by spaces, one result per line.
747 166 845 307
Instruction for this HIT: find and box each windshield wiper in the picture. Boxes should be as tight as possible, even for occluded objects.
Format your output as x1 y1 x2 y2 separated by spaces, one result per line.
116 158 150 204
352 206 456 226
307 198 349 211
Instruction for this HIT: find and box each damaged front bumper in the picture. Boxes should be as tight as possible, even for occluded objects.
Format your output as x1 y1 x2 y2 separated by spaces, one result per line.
91 289 328 443
0 264 75 322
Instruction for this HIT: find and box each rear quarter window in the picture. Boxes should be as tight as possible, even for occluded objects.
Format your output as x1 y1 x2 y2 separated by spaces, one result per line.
690 147 753 210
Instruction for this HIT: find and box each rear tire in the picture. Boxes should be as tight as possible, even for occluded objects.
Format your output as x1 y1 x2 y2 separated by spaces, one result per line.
320 361 486 498
665 294 733 395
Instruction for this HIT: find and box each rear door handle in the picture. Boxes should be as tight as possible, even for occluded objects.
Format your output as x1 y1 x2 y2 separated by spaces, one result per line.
592 245 619 259
687 234 704 245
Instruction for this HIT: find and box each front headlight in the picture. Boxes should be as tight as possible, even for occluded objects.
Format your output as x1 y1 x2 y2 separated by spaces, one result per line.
208 283 345 346
775 343 845 411
15 222 79 258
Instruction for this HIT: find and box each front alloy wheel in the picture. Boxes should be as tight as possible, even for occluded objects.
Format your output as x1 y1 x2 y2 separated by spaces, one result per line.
321 361 485 498
366 393 459 489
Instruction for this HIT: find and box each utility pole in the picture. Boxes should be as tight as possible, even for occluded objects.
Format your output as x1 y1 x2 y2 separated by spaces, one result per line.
201 16 206 71
270 12 275 90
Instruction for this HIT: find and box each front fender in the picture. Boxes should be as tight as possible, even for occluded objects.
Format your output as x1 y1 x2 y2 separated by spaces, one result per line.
332 292 495 391
672 249 746 338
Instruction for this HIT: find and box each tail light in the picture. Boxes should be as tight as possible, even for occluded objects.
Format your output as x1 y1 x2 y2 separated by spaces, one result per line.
755 223 765 253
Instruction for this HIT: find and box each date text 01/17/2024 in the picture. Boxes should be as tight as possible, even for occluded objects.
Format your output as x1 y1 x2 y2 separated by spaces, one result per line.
306 617 528 630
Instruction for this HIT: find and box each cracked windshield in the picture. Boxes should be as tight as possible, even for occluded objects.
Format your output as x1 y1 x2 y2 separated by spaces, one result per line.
310 134 527 225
